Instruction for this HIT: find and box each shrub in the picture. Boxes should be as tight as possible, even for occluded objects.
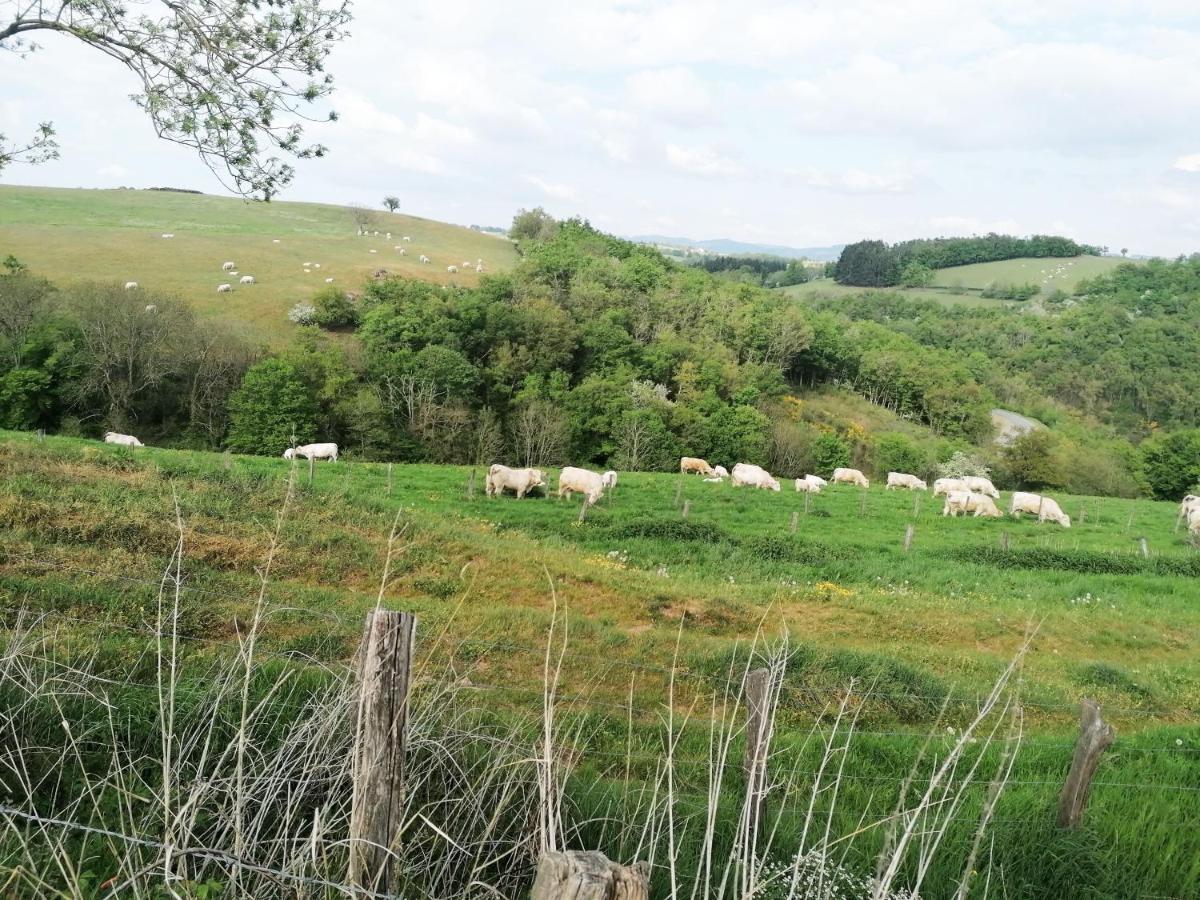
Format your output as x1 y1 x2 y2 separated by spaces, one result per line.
934 450 991 480
874 433 927 477
312 287 360 329
287 302 317 325
811 432 851 476
225 358 318 455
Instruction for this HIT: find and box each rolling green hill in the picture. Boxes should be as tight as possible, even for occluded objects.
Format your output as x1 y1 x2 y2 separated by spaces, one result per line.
0 185 518 344
931 254 1126 292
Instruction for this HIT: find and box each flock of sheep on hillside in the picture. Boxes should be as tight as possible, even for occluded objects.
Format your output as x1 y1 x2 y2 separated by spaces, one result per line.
119 228 486 296
98 434 1200 540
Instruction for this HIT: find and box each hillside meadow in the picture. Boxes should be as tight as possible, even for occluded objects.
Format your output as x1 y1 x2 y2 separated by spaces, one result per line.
1 430 1197 898
0 185 517 344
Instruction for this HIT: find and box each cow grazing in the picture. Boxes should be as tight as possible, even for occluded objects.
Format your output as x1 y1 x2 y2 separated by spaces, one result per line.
933 477 968 497
222 261 235 272
124 281 139 290
886 472 927 491
963 476 999 498
680 456 714 476
731 462 781 491
943 491 1002 518
712 465 730 479
803 474 827 488
1009 491 1071 527
217 283 232 293
832 467 869 488
601 470 618 491
486 464 546 499
795 476 821 493
558 466 605 505
239 275 255 285
104 431 144 447
283 442 339 463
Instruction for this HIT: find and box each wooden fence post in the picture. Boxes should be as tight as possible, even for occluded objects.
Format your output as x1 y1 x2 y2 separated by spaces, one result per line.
387 462 393 496
790 510 799 534
674 476 683 508
903 524 915 553
578 496 589 523
349 609 417 893
1078 505 1086 526
804 492 810 516
467 468 476 500
1057 699 1115 829
531 850 649 900
859 492 867 517
743 668 771 841
1139 537 1149 559
681 500 691 520
307 454 315 486
912 494 920 519
1000 531 1010 552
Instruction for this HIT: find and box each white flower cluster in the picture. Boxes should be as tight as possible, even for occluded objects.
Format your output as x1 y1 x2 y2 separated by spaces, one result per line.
752 850 918 900
287 302 317 324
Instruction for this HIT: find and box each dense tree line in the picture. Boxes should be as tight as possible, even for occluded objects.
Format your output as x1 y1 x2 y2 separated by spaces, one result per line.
690 255 811 287
2 227 1195 499
835 234 1102 287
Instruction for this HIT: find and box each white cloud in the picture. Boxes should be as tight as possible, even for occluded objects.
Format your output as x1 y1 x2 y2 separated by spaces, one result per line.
664 143 743 177
625 67 714 125
929 215 1027 235
797 166 916 194
1173 153 1200 172
524 175 578 201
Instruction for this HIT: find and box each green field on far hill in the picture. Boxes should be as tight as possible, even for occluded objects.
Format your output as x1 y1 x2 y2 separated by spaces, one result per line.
0 185 518 344
1 431 1197 898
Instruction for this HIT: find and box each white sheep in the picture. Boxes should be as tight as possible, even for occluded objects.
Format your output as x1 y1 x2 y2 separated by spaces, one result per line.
240 275 255 285
217 283 232 293
324 277 334 283
144 304 157 312
402 236 411 242
124 281 139 290
222 261 235 272
448 265 458 273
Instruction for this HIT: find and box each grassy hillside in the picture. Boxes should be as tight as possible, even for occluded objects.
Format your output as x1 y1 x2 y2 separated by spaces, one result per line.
0 185 518 343
931 254 1125 292
783 256 1127 308
2 431 1197 897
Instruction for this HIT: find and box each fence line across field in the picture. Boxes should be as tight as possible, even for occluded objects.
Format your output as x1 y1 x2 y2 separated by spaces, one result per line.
2 549 1198 727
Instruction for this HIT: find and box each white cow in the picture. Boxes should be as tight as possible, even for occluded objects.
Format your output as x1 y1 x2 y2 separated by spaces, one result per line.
832 467 869 488
795 476 821 493
283 442 339 463
448 265 458 273
124 281 138 290
933 477 968 497
104 431 144 447
217 283 232 293
712 465 730 479
239 275 255 285
1009 491 1071 528
963 476 1000 498
601 470 618 490
943 491 1002 518
803 474 827 488
558 466 605 505
222 261 235 272
731 463 781 492
486 464 547 499
886 472 927 491
680 456 714 476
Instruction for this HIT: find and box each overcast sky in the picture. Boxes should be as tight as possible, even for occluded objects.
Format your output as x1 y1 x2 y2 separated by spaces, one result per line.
5 0 1200 254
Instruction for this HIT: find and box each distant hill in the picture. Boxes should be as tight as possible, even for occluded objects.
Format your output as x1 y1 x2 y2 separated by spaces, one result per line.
0 185 518 344
631 234 844 261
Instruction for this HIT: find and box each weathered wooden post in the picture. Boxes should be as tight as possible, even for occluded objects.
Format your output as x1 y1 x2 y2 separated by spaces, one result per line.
903 523 915 553
467 468 476 500
1125 509 1135 533
1000 531 1010 552
578 496 589 523
804 492 810 516
743 668 771 840
859 492 867 517
1037 494 1045 525
387 462 393 496
790 510 799 534
530 850 649 900
1078 505 1086 526
1139 537 1149 559
1057 699 1115 829
674 476 684 508
349 609 417 893
912 494 920 519
307 454 315 486
681 500 691 519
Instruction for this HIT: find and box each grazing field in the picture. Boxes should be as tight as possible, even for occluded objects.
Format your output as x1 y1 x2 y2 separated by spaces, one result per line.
931 255 1126 293
1 431 1197 898
782 256 1127 309
0 185 518 344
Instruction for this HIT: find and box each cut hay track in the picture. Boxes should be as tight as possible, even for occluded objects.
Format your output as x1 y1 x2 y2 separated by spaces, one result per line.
0 185 518 344
1 431 1198 898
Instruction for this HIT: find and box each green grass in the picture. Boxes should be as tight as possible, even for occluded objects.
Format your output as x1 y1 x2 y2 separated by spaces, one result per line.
0 184 518 344
780 279 1019 309
931 255 1125 293
1 431 1198 898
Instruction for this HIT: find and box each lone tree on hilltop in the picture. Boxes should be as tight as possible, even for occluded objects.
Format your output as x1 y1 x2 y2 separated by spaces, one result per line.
382 196 400 213
0 0 353 199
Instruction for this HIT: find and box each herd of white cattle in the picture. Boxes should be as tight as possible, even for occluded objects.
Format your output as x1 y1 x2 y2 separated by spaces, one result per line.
94 434 1200 539
119 229 487 297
